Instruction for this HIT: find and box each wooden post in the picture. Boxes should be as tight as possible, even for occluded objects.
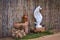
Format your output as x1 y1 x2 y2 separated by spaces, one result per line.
2 0 8 37
0 0 2 37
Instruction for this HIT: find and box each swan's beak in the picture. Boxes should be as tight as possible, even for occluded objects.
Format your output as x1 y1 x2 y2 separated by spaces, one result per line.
39 7 42 10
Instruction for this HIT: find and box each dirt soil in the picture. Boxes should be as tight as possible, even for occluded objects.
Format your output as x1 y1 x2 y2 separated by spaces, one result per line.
0 33 60 40
29 33 60 40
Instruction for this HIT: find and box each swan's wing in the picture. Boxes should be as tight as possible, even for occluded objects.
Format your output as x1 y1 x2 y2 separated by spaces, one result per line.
34 6 43 24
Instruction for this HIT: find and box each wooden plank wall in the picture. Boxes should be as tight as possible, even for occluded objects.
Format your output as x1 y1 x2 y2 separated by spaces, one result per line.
0 0 60 37
2 0 9 37
0 0 2 37
48 0 60 32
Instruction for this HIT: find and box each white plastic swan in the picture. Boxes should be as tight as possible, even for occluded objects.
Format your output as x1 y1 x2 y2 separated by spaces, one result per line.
34 6 43 28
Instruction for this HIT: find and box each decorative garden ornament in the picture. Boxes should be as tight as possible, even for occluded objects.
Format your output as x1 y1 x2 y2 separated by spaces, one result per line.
34 6 43 28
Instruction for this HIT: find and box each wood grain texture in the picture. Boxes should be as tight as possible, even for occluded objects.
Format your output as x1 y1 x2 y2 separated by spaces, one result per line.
0 0 2 37
0 0 60 37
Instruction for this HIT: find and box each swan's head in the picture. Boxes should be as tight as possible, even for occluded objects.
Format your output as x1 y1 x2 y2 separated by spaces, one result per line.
37 6 42 10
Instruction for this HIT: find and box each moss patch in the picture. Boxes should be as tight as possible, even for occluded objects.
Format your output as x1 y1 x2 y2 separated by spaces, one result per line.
15 31 53 40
